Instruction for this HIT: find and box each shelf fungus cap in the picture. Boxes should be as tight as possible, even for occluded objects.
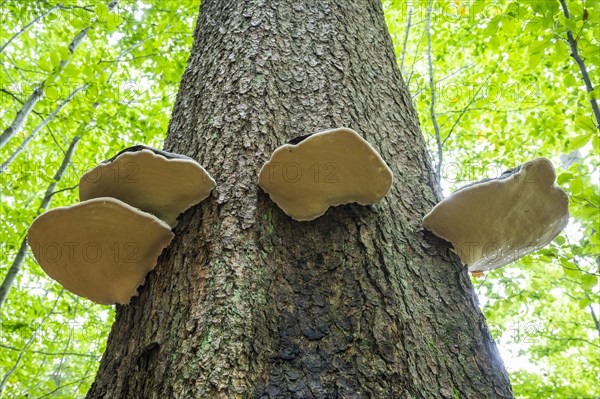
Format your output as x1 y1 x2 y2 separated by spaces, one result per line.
27 198 174 305
79 145 216 227
258 127 393 221
423 158 569 272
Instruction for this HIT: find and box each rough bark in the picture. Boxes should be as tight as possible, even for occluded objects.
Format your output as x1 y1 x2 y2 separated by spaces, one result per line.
87 1 513 398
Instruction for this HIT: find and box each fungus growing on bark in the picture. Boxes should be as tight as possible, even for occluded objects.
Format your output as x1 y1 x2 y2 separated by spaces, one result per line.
27 198 174 305
79 145 216 227
258 127 393 221
423 157 569 272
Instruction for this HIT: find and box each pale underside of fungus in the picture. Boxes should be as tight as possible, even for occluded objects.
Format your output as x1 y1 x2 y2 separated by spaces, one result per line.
423 157 569 272
27 197 174 305
79 146 216 227
258 128 394 221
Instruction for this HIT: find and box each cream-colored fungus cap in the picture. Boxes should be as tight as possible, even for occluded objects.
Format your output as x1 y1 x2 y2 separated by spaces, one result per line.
27 197 174 305
79 145 216 227
258 128 393 221
423 158 569 272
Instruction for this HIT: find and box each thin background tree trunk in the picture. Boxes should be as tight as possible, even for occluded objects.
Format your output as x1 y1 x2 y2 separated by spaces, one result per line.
87 1 513 397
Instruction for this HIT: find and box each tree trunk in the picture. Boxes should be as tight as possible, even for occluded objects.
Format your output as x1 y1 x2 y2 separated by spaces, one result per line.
87 1 513 398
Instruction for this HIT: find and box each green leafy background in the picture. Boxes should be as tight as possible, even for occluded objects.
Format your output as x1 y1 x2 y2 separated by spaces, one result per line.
0 0 598 397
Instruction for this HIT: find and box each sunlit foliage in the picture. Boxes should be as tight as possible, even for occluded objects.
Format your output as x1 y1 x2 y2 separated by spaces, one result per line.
384 0 599 397
1 1 199 396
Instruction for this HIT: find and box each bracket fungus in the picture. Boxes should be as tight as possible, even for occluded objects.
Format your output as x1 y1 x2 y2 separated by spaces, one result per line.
79 145 216 227
27 198 174 305
258 127 393 221
423 157 569 272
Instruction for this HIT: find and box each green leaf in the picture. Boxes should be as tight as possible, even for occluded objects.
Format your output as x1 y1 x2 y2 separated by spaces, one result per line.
568 132 592 150
553 40 570 58
564 17 577 32
570 177 583 194
560 258 581 277
557 172 573 185
39 58 54 73
46 71 60 84
528 51 543 68
592 135 600 152
63 63 80 79
489 35 501 49
95 4 109 20
529 39 547 55
574 116 597 133
587 190 600 206
71 17 85 30
569 3 585 18
564 73 576 87
59 46 71 61
50 52 60 68
502 18 519 35
83 65 94 79
579 297 592 309
541 0 560 15
107 14 123 31
581 274 598 290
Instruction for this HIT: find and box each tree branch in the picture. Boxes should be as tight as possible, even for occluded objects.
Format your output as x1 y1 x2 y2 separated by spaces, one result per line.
426 0 442 183
48 183 79 197
0 136 80 309
38 0 95 12
0 84 87 174
436 104 543 115
540 334 600 349
0 87 24 104
441 59 503 147
588 301 600 338
0 290 64 395
559 0 600 129
0 86 44 149
405 29 425 86
0 4 59 54
399 4 412 75
0 343 99 358
411 63 475 98
0 0 121 150
61 27 91 70
0 61 17 84
36 376 93 399
0 88 45 119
